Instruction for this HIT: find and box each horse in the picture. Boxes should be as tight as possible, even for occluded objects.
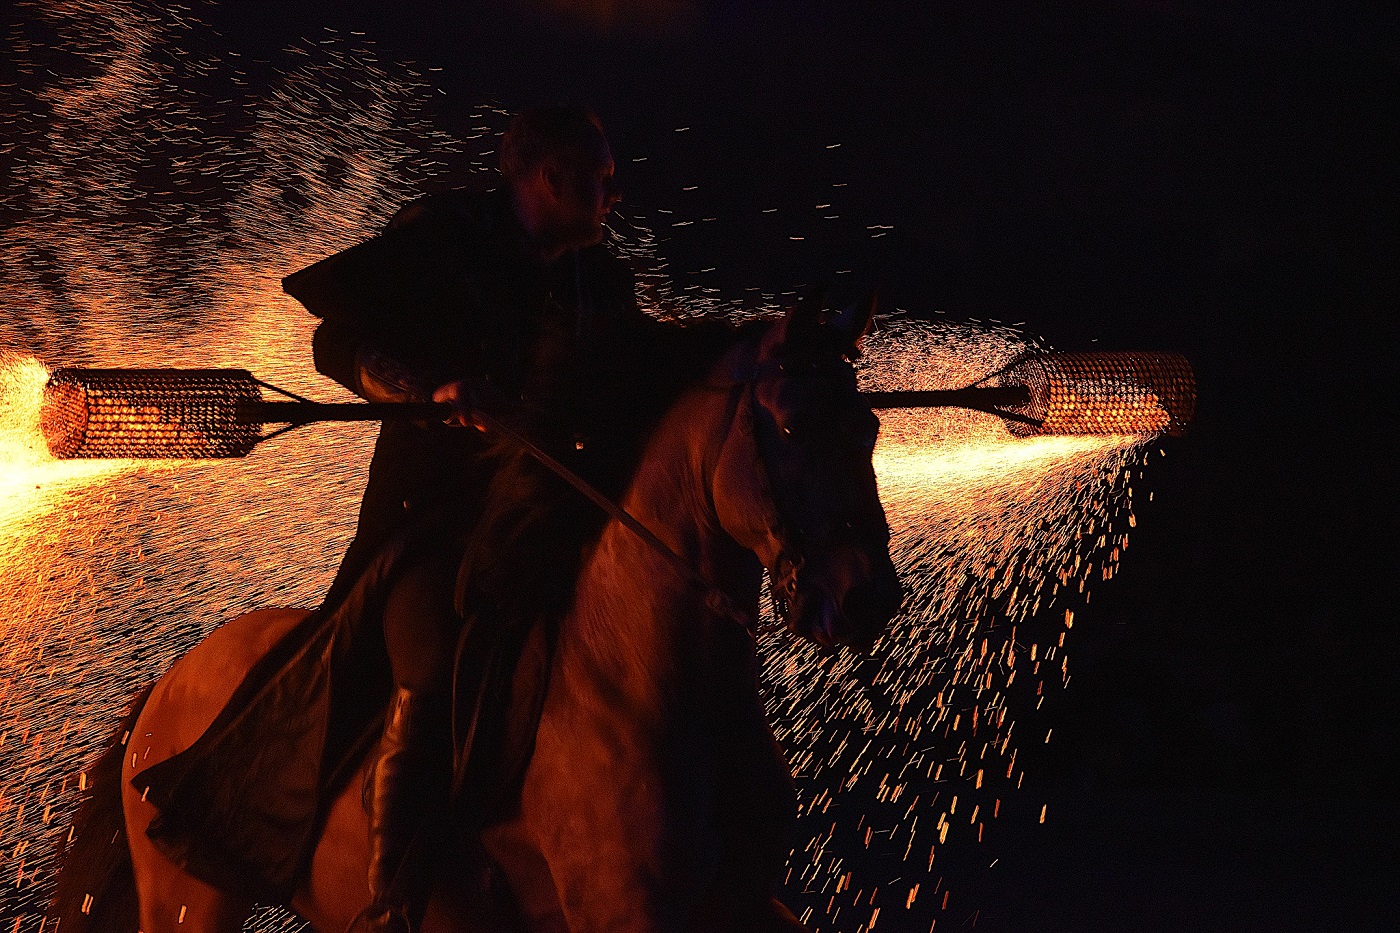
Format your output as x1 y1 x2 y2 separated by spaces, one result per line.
49 299 904 932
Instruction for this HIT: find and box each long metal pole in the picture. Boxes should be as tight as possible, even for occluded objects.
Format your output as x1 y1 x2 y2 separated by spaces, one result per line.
860 386 1030 411
244 388 1032 427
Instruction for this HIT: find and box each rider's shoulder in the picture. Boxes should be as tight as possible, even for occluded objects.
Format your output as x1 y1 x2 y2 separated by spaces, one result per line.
383 184 505 241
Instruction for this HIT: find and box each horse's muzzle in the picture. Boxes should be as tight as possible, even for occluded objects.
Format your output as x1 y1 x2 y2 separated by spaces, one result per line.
780 549 903 652
840 569 904 651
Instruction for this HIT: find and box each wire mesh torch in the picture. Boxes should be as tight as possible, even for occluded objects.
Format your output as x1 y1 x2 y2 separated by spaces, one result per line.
863 349 1196 437
39 368 445 459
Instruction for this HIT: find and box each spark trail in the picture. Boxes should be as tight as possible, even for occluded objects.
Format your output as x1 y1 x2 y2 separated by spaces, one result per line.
1 1 490 925
1 2 1161 929
763 319 1151 930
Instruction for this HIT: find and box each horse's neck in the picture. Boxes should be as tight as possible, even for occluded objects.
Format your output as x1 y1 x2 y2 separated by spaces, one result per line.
568 384 759 679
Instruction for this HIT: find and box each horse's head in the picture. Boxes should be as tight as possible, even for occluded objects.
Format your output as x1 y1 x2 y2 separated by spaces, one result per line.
711 297 904 652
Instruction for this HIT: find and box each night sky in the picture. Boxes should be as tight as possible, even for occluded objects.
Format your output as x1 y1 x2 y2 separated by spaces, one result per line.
8 1 1400 929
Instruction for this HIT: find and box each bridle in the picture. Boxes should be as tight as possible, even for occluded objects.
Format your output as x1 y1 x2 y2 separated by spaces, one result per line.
711 352 870 632
470 403 755 630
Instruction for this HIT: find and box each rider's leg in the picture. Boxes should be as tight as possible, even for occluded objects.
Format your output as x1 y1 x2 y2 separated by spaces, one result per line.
349 546 461 933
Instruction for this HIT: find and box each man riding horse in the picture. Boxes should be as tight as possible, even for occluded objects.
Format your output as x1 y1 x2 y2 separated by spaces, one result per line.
136 105 701 933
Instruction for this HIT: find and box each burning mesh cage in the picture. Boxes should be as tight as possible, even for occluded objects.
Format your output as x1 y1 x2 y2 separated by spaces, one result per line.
998 351 1196 438
41 368 264 459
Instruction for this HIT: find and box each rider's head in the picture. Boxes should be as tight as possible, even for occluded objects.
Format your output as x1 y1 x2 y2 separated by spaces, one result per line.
500 104 620 261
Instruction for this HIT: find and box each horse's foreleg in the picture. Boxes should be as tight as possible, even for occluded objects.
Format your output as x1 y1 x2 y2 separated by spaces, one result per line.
526 621 799 932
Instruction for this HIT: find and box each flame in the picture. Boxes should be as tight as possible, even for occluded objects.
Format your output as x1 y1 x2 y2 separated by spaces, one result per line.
761 321 1154 923
0 358 130 572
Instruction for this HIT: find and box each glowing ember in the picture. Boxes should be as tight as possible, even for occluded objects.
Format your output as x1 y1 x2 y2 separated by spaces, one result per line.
1 3 1171 929
999 350 1195 438
40 369 265 460
1 356 132 576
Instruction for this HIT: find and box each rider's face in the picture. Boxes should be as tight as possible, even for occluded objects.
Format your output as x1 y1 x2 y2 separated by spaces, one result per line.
547 140 620 248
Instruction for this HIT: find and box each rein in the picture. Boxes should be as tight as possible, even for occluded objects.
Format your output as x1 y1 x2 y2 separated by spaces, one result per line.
471 348 844 636
467 404 756 633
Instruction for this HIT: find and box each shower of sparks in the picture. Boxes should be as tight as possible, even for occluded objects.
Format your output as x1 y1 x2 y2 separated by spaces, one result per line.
1 2 1164 930
1 1 492 925
757 319 1153 929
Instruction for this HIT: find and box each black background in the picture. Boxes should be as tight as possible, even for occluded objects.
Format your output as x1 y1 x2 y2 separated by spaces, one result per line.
21 1 1400 928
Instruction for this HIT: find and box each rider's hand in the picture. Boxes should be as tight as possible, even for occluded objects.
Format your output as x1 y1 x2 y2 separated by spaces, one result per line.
432 381 487 432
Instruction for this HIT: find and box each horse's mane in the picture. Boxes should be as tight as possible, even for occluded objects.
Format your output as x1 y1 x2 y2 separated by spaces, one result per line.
462 316 765 627
626 317 765 440
572 315 769 497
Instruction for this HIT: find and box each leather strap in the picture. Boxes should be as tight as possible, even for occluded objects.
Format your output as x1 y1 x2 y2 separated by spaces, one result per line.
467 406 755 633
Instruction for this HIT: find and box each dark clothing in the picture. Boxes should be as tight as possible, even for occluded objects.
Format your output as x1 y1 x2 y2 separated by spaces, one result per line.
381 544 461 696
134 186 672 902
301 186 664 752
290 186 654 603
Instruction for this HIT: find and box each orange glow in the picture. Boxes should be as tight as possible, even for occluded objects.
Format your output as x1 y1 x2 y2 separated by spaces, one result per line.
762 319 1155 919
1 358 131 595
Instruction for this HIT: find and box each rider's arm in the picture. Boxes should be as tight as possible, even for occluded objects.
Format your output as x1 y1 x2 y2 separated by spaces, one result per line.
312 319 435 404
294 195 466 405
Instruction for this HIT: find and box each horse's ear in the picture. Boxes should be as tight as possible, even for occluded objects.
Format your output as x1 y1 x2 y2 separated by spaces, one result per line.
782 284 827 345
831 290 877 360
